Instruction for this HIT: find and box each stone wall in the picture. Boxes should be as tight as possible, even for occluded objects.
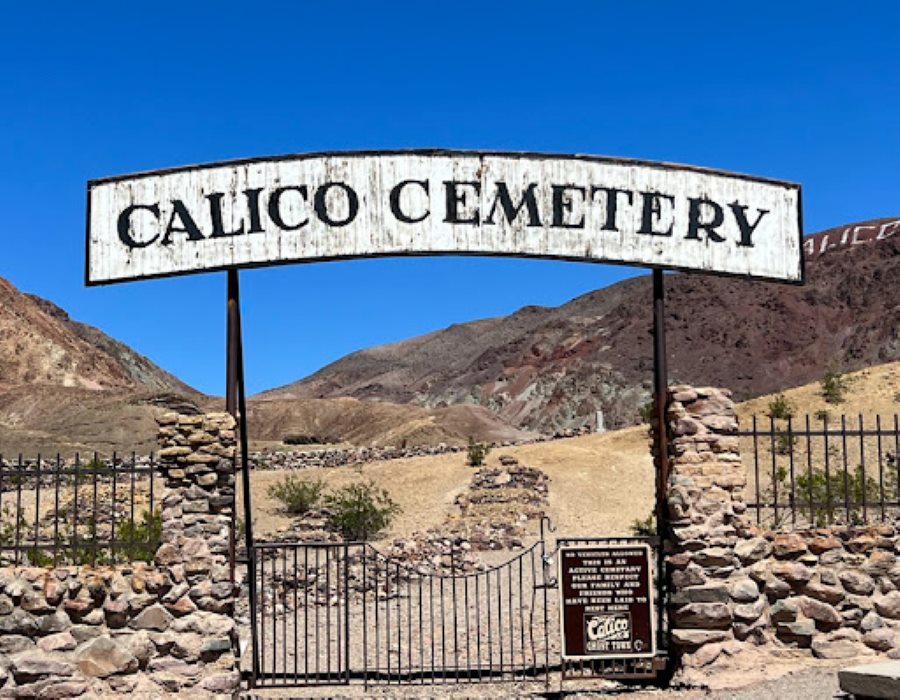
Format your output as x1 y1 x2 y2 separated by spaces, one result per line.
249 426 592 471
0 413 241 698
665 386 900 677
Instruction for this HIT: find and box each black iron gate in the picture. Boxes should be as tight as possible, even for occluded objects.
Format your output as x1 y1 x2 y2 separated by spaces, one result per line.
246 531 666 689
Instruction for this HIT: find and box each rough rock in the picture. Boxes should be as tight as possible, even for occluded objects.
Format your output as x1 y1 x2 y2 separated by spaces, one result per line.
129 603 173 631
76 636 139 678
841 569 877 596
672 602 732 629
875 592 900 619
10 651 75 682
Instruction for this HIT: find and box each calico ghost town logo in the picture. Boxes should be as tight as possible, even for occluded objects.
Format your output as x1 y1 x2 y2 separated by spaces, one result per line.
585 612 635 652
86 151 803 285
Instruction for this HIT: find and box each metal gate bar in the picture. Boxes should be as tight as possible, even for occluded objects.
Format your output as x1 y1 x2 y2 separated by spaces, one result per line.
249 540 554 687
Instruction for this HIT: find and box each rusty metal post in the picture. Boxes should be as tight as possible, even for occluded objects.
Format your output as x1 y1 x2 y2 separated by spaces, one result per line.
226 270 239 580
226 269 260 685
652 268 670 657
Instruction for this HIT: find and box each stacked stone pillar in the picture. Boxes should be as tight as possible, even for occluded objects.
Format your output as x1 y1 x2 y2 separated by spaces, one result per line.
152 412 241 692
663 386 758 668
156 412 236 570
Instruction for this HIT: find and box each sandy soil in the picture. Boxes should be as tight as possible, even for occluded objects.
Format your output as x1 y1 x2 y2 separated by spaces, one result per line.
240 425 655 544
242 657 853 698
736 360 900 421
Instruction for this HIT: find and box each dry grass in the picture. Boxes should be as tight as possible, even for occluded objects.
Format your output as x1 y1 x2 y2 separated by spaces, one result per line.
736 361 900 422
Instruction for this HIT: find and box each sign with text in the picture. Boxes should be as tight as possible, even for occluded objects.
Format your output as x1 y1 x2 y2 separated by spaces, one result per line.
86 150 802 285
558 543 655 660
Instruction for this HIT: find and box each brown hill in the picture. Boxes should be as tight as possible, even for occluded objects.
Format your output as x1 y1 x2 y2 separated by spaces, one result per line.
263 218 900 433
0 275 532 455
0 276 192 393
244 398 533 450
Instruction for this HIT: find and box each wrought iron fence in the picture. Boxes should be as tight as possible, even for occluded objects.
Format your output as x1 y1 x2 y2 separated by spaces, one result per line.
0 453 160 566
741 415 900 530
249 540 554 688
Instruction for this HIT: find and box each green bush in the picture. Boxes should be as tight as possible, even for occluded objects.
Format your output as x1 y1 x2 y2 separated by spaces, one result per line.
268 475 325 515
775 433 797 455
767 393 793 420
639 400 654 424
768 464 896 527
466 438 490 467
629 514 656 536
115 509 162 563
820 369 848 404
324 480 400 541
814 409 831 421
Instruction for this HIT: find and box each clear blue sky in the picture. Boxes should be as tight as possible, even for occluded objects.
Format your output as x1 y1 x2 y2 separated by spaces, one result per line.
1 2 897 396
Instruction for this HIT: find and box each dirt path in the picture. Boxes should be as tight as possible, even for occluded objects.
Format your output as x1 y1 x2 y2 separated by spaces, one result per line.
242 663 845 698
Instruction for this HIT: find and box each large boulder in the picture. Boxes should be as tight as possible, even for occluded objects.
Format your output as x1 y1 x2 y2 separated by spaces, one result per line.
76 637 139 678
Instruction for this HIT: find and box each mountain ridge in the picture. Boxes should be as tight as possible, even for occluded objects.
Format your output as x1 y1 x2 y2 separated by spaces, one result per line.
262 217 900 432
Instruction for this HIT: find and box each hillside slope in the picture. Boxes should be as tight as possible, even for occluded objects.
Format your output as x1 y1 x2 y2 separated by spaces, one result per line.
0 276 192 393
0 276 533 455
249 360 900 545
264 218 900 432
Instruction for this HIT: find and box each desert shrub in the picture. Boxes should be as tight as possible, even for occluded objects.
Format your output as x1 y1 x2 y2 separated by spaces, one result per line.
814 409 831 421
639 400 654 424
325 480 400 541
767 464 897 527
820 369 848 404
466 438 490 467
268 475 325 515
115 509 162 563
629 514 656 536
767 393 793 420
775 433 797 455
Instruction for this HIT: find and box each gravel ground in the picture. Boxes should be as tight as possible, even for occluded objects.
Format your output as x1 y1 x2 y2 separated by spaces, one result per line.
243 663 847 699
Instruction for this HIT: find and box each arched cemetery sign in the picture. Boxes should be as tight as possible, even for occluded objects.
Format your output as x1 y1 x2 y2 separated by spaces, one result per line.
86 150 803 285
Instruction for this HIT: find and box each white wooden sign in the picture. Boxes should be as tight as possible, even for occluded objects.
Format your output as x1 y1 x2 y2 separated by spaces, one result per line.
86 150 803 285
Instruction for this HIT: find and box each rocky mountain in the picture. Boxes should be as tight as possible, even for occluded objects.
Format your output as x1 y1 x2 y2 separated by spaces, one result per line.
262 217 900 433
0 275 205 454
0 276 192 393
0 275 532 455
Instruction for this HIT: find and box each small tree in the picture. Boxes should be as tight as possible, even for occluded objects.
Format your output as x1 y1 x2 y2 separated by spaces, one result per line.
115 509 162 563
267 476 325 515
766 464 895 528
466 437 490 467
767 393 793 420
325 480 400 541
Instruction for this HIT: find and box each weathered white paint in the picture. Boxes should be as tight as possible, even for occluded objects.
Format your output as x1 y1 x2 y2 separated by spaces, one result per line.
86 151 802 285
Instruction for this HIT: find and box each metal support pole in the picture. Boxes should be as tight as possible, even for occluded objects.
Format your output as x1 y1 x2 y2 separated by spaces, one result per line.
226 271 239 580
651 268 670 659
227 269 260 686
